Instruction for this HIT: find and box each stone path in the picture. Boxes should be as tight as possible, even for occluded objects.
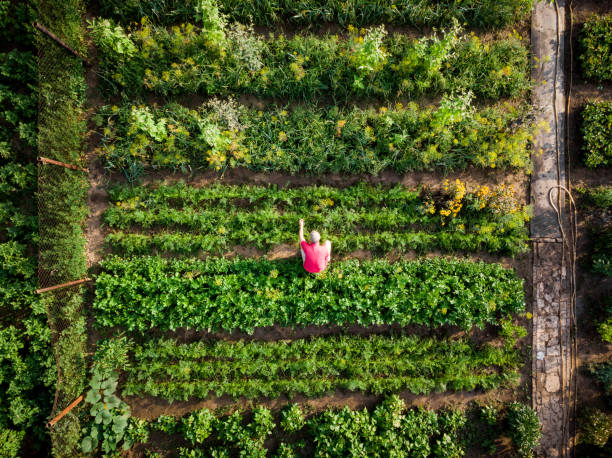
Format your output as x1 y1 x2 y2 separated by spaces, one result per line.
531 1 574 456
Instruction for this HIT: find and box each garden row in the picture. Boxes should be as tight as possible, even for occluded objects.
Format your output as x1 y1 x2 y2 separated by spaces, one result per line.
96 99 536 176
104 181 530 256
122 330 524 401
94 256 525 334
99 0 534 29
0 2 53 457
90 18 530 101
84 377 540 457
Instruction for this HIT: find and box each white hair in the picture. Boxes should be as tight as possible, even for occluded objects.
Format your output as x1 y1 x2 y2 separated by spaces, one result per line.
310 231 321 243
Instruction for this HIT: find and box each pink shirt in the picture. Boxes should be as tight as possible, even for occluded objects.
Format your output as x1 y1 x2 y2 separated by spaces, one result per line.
301 241 329 273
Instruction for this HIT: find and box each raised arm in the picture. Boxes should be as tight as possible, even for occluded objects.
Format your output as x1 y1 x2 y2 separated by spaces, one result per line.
299 218 305 242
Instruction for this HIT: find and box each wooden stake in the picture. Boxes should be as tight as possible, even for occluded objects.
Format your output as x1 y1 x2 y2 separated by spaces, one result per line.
34 22 92 67
47 395 83 428
36 278 92 294
38 156 88 173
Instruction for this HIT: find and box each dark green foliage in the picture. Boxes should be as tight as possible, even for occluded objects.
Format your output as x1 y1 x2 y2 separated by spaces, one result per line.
98 0 533 30
581 101 612 168
580 14 612 82
94 256 525 333
592 226 612 277
122 333 522 401
579 408 612 448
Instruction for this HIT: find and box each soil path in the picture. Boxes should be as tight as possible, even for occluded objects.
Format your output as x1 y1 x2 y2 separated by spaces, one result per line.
530 1 574 456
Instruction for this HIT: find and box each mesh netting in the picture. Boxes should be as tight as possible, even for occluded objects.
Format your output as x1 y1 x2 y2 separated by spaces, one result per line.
37 17 89 456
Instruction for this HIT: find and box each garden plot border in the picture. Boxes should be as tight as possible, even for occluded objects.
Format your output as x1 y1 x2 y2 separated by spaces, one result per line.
530 0 575 456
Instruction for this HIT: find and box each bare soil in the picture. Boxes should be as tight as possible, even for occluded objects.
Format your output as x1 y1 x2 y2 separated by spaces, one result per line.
112 167 529 201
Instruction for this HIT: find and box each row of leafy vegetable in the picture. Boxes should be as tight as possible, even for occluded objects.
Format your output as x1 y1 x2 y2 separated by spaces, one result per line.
121 328 526 401
81 336 540 456
98 0 534 29
94 255 525 334
104 180 530 256
95 97 538 178
0 2 54 457
90 16 530 101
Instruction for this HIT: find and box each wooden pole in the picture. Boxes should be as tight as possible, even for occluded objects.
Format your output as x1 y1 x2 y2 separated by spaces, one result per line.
34 22 92 67
36 278 92 294
47 395 83 428
38 156 88 173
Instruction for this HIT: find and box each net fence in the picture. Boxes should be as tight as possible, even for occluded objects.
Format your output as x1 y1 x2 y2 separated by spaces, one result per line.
36 12 89 456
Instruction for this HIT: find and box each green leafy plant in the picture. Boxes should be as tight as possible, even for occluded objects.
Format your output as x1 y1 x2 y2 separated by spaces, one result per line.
579 14 612 82
181 408 215 445
507 402 541 458
81 370 131 454
582 101 612 168
280 404 305 433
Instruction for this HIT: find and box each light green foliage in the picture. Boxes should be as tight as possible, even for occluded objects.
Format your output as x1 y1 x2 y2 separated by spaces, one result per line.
94 256 525 333
81 370 132 454
122 333 521 401
0 429 25 458
93 336 133 378
579 408 612 448
87 18 136 58
507 403 541 458
92 20 530 101
280 404 305 433
580 14 612 82
582 101 612 168
181 408 215 445
103 181 530 257
95 97 535 174
98 0 534 30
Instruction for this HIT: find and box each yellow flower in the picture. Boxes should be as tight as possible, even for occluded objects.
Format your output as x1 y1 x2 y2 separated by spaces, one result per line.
278 131 288 142
441 308 448 315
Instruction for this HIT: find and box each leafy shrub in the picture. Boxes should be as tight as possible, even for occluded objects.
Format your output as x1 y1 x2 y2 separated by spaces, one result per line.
122 333 522 401
98 0 533 30
507 403 541 458
582 101 612 168
94 256 525 333
91 20 530 101
579 409 612 447
580 14 612 82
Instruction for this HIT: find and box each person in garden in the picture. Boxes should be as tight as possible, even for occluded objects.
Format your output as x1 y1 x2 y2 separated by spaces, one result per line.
299 219 331 274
